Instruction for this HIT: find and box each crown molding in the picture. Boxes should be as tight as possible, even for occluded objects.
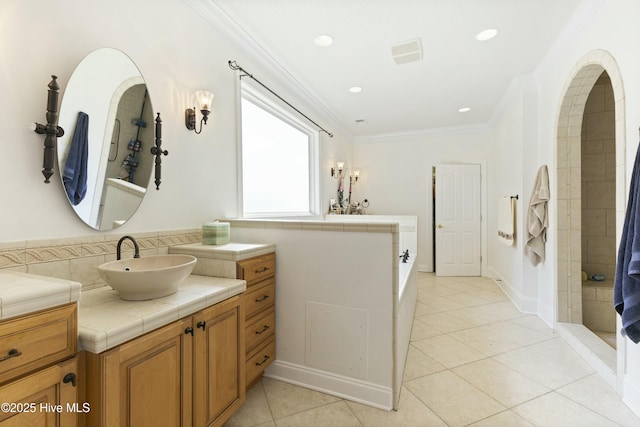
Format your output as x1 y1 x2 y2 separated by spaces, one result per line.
353 123 492 144
487 73 538 129
533 0 607 83
487 0 605 129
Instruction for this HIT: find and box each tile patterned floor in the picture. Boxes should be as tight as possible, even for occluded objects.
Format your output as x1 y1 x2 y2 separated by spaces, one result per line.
224 273 640 426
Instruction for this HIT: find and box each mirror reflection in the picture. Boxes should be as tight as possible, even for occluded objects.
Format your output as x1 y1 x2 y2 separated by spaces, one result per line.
57 48 154 230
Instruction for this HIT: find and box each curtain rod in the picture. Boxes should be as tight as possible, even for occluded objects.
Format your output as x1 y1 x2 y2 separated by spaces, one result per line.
228 60 333 138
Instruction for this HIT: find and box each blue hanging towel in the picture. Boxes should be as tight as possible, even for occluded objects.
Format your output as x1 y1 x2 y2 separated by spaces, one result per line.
615 140 640 343
63 112 89 205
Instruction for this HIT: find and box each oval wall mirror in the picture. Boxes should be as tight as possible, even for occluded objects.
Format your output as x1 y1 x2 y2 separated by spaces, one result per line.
57 48 154 230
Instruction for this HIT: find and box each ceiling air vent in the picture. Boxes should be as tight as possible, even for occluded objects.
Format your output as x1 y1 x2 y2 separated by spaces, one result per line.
391 38 423 65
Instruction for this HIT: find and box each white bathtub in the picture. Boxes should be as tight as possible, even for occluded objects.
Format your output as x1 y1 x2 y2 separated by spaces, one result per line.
398 255 416 300
395 255 418 407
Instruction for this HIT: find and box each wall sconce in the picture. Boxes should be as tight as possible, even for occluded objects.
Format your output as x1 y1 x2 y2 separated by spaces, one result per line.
331 162 344 179
31 75 65 183
350 170 360 183
185 90 214 134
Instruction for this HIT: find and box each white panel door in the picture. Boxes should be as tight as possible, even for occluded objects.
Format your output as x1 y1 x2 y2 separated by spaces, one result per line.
435 164 481 276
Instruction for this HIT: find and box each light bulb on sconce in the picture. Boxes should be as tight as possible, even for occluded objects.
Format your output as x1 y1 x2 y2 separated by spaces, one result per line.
331 162 344 179
351 170 360 183
185 90 215 134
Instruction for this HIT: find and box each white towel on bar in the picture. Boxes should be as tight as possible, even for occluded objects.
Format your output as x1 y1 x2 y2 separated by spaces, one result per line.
498 196 515 246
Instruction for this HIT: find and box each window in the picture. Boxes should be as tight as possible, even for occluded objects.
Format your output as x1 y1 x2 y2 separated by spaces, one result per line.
239 83 319 217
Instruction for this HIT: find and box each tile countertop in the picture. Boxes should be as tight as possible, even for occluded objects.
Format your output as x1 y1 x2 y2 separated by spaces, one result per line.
169 242 276 261
78 275 246 354
0 270 82 320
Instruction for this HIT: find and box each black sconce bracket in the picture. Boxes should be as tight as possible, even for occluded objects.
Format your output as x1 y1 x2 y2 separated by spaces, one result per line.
185 108 210 134
150 112 168 190
32 75 65 183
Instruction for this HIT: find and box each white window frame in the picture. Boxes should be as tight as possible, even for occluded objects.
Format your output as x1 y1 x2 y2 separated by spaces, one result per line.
238 81 320 218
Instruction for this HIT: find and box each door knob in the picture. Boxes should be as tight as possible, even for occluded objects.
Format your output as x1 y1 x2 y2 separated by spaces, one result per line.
437 224 443 229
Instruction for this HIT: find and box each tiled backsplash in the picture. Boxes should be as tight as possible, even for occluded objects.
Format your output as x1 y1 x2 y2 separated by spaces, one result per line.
0 228 200 291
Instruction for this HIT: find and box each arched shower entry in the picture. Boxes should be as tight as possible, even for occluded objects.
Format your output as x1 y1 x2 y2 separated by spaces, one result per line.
555 50 626 382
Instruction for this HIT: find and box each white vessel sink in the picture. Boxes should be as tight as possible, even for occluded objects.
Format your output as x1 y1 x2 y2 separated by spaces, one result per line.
97 255 197 300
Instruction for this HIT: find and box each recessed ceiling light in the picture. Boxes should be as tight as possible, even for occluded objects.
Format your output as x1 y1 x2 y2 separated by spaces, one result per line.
475 28 498 41
349 86 363 93
314 34 334 47
458 107 471 113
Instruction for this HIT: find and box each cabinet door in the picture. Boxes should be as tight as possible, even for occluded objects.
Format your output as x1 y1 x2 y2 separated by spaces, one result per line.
0 356 78 427
89 318 193 427
194 295 244 427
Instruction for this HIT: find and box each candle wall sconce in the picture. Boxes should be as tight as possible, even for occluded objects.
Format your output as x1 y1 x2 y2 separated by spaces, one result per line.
31 75 65 183
331 162 344 178
185 91 214 134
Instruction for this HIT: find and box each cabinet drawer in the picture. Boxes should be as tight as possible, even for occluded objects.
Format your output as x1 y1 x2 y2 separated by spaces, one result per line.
243 278 275 319
245 339 275 388
245 307 275 353
237 253 275 285
0 303 77 384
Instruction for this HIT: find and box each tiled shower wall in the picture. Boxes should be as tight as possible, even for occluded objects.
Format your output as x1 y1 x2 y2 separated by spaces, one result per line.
0 229 200 291
581 72 616 282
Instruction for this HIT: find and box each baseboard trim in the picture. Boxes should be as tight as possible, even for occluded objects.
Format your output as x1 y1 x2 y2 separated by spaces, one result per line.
623 374 640 418
264 360 393 411
487 267 538 313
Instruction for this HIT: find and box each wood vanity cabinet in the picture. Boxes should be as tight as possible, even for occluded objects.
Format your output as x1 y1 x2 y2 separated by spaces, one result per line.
84 295 244 427
0 303 79 427
236 253 276 388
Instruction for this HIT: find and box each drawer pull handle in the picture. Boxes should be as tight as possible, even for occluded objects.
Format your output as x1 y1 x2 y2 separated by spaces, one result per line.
255 325 270 335
185 327 194 336
0 349 21 363
197 321 206 330
254 267 269 274
255 295 270 303
63 373 77 387
255 355 270 366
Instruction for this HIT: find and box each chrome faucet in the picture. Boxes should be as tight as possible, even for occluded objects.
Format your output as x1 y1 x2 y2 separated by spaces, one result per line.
116 235 140 260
